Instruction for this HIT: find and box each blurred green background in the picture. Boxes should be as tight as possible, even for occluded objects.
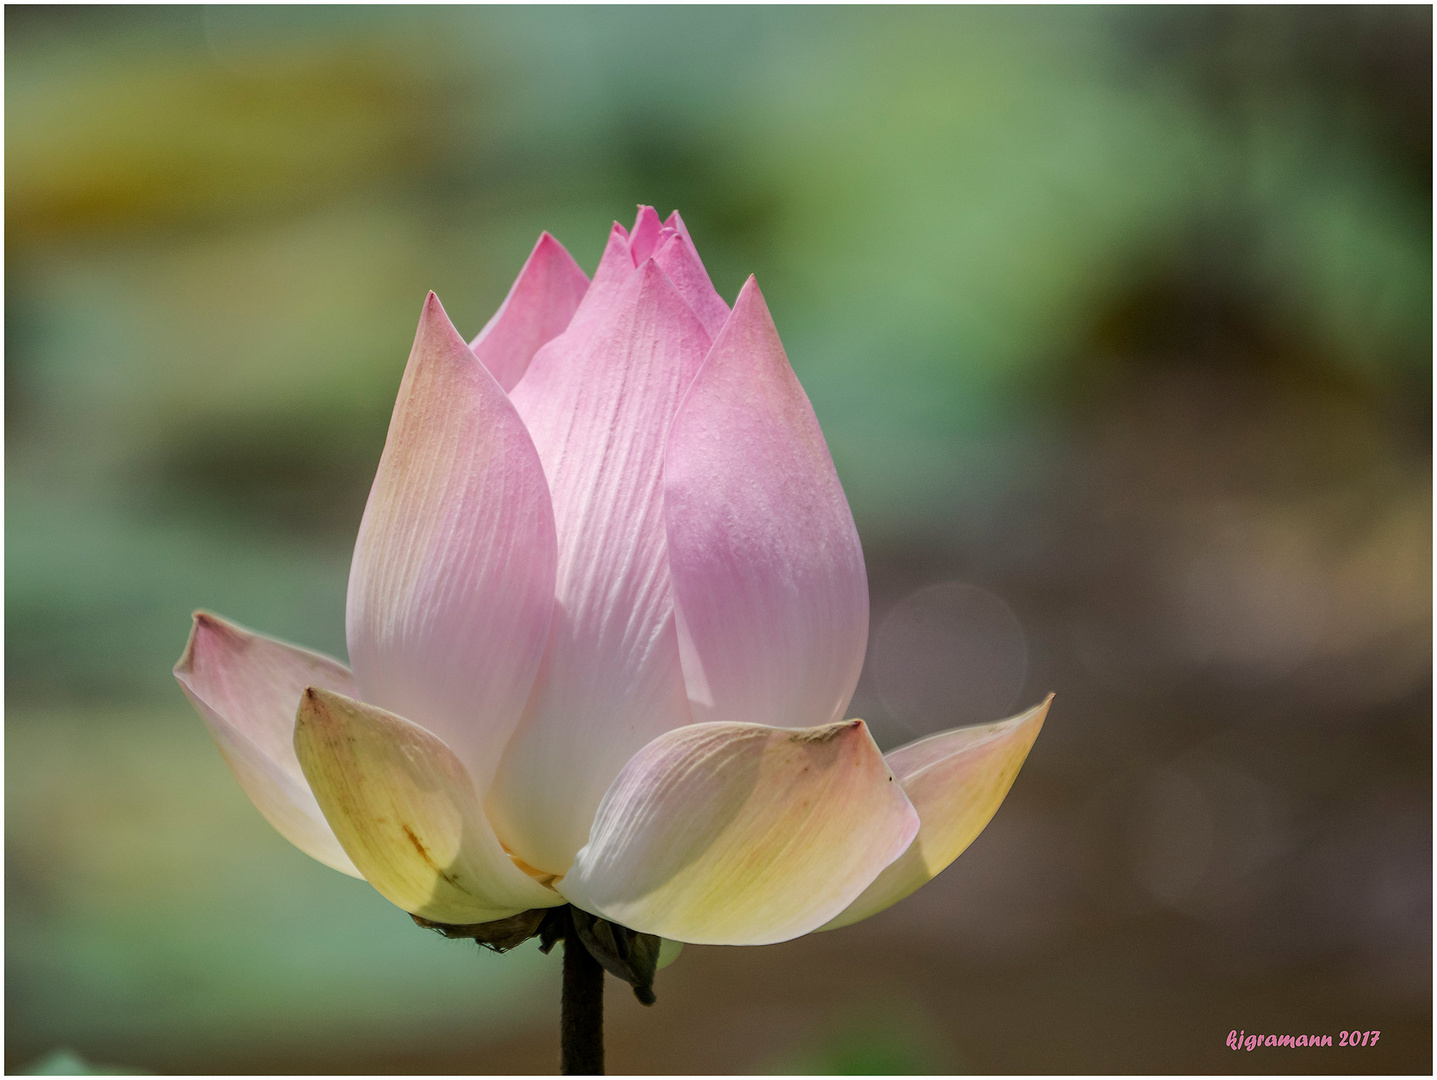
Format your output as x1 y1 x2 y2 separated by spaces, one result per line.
6 6 1430 1074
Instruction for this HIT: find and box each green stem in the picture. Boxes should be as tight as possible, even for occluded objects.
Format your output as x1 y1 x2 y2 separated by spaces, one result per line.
561 908 604 1075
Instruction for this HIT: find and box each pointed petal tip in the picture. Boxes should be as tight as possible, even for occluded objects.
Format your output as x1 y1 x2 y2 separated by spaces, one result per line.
531 231 582 268
174 611 208 676
988 694 1051 756
818 696 1051 932
633 256 672 289
175 610 241 677
173 612 362 878
528 231 562 261
732 274 761 307
628 206 667 263
294 685 335 733
788 717 866 745
1011 693 1053 731
413 290 475 358
419 291 453 334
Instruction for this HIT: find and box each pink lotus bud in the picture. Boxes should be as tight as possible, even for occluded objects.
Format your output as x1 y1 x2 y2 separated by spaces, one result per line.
174 208 1049 946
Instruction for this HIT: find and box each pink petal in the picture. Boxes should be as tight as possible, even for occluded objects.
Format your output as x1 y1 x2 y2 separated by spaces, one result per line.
664 276 868 731
347 292 557 793
469 232 590 392
173 612 360 876
489 260 713 876
627 204 665 263
557 719 919 945
295 688 563 923
559 223 638 345
654 231 730 340
663 210 691 243
822 696 1051 931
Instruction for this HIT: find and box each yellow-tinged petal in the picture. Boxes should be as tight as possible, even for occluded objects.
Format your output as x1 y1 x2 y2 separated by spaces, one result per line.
294 688 563 924
821 695 1051 931
557 719 919 946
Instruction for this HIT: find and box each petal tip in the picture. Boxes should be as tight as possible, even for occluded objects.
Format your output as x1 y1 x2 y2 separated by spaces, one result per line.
176 610 237 678
632 257 673 292
300 684 338 712
296 685 341 731
1013 694 1053 734
176 612 207 673
419 290 450 332
788 717 864 745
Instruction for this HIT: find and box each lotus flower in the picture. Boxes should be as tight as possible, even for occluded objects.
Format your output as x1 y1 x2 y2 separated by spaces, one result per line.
175 206 1048 948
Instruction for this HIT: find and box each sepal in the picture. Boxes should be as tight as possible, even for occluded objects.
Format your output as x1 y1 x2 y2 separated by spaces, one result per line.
410 908 549 953
409 904 673 1006
570 907 664 1006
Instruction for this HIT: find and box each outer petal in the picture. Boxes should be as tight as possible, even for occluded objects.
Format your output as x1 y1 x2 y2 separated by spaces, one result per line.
557 718 919 946
821 696 1051 931
469 232 590 392
173 612 360 877
490 261 712 875
664 276 868 731
346 293 557 793
294 688 563 923
654 232 730 340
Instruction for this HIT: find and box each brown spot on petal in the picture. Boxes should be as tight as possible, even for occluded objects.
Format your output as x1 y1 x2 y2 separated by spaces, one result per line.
401 823 435 867
401 823 462 888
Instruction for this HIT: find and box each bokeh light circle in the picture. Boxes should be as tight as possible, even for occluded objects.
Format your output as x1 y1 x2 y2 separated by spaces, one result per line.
873 581 1028 738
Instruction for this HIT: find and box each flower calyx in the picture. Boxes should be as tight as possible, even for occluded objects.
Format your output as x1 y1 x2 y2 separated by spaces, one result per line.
565 906 663 1006
410 907 548 952
412 904 665 1005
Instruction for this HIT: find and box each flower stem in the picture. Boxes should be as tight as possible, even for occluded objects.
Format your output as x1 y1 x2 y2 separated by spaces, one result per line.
561 908 605 1074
